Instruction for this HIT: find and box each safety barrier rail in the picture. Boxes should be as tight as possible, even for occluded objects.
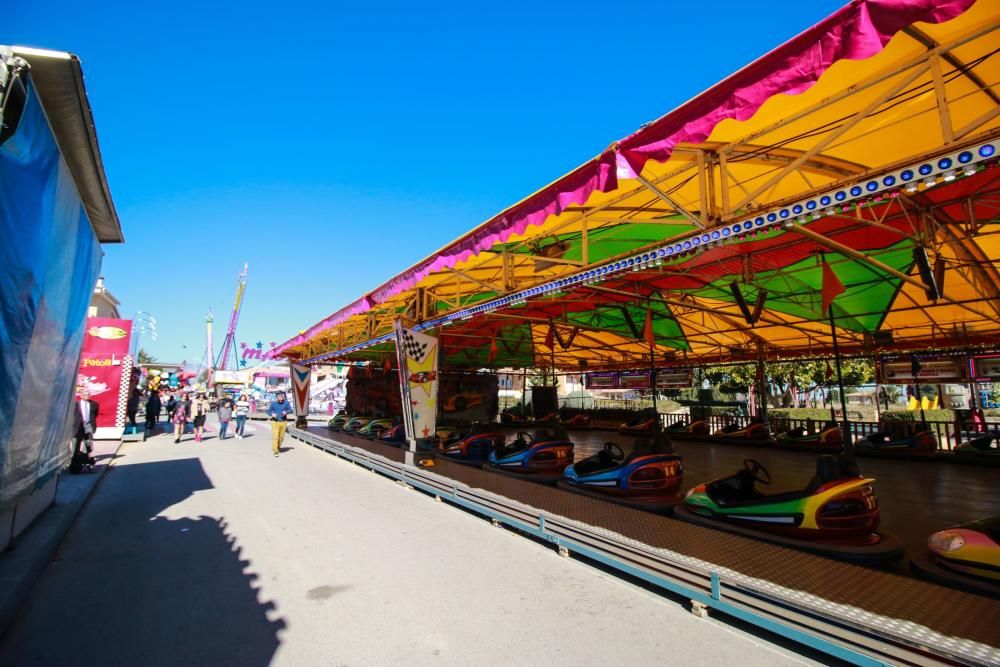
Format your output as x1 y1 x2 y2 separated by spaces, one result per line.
658 413 998 451
289 426 998 667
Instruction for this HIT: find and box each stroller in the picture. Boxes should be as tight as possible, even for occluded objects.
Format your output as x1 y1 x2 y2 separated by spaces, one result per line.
69 433 96 474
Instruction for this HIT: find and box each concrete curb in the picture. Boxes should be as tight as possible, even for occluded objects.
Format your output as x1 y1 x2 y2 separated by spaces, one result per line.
0 438 124 640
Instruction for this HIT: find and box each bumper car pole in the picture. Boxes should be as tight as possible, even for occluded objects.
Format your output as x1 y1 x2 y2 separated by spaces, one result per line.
828 306 856 461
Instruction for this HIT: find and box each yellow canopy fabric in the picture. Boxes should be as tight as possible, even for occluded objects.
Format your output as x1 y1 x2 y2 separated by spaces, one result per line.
279 0 999 368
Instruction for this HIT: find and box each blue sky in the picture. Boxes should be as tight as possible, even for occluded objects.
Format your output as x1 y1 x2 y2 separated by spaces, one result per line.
11 0 844 365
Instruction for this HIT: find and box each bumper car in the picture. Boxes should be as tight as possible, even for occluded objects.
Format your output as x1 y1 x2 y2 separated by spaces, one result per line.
486 427 574 484
619 415 657 437
954 431 1000 459
713 419 769 441
560 413 592 430
499 411 530 425
327 411 351 431
855 424 938 459
558 439 682 513
665 418 710 437
532 412 559 425
910 516 1000 598
774 422 843 451
342 415 372 434
440 423 506 466
435 425 461 446
379 423 407 445
359 417 397 440
674 455 903 563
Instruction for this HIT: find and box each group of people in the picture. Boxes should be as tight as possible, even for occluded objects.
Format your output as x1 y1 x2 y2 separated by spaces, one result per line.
125 389 257 443
78 387 293 461
169 392 256 443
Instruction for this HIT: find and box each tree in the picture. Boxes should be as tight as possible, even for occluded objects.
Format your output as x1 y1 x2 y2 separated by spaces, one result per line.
137 348 157 365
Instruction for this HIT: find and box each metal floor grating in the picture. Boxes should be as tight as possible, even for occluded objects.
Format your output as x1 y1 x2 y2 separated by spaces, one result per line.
298 426 1000 666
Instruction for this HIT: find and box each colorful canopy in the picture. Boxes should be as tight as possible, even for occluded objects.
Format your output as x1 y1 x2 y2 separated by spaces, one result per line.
277 0 1000 369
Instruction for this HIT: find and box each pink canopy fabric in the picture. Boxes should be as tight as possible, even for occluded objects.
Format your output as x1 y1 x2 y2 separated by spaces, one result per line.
275 0 977 357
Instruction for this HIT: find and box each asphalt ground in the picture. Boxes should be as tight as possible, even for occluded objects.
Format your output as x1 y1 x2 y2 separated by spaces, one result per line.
0 415 824 666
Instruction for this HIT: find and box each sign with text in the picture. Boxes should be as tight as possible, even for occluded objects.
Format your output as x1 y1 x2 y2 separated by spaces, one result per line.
619 371 652 390
584 373 618 390
879 358 966 384
77 353 126 428
972 356 1000 382
78 318 133 429
83 318 133 355
213 370 251 385
655 369 693 388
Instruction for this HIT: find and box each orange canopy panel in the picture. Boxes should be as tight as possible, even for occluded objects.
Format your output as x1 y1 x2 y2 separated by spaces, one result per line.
278 0 1000 368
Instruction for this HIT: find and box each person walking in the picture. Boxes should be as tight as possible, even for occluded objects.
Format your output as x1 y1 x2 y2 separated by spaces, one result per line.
191 393 210 442
268 391 293 458
165 393 177 422
217 399 233 440
70 390 99 472
234 393 250 439
126 389 141 427
172 395 188 443
145 390 162 431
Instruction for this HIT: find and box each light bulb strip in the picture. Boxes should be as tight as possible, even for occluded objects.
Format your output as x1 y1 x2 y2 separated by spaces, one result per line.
303 141 997 364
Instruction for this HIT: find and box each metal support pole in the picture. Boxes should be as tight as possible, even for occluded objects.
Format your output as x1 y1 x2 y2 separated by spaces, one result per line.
828 309 853 455
645 311 670 454
912 355 927 425
755 340 767 424
521 367 527 419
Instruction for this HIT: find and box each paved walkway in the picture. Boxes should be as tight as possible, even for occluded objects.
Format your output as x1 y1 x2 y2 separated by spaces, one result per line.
0 417 821 666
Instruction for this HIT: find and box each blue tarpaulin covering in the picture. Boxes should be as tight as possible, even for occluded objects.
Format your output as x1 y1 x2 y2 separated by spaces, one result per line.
0 78 101 508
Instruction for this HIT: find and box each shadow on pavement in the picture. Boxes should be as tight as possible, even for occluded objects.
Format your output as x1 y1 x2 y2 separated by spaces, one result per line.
0 457 285 666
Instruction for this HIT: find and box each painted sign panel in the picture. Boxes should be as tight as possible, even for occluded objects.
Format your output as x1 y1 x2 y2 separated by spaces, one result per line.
584 373 618 390
879 359 966 383
213 370 251 384
619 371 652 390
290 363 310 418
395 326 439 441
77 318 133 428
972 356 1000 382
655 369 693 388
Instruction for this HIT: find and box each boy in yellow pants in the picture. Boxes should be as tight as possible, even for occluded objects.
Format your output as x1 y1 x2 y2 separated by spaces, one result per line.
268 392 293 457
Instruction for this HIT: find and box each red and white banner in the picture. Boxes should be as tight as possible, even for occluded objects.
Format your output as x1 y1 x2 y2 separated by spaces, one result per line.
77 318 133 430
290 363 311 418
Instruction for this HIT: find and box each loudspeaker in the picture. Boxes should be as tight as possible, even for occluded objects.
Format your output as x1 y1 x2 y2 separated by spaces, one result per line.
913 247 940 301
871 330 894 346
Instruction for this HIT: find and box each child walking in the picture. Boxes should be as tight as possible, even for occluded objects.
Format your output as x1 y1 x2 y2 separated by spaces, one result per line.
218 400 233 440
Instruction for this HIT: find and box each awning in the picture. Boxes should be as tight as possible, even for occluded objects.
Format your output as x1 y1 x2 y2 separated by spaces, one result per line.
4 46 122 243
277 0 999 367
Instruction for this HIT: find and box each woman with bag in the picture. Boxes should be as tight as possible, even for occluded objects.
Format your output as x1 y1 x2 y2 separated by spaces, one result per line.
172 397 188 443
191 393 211 442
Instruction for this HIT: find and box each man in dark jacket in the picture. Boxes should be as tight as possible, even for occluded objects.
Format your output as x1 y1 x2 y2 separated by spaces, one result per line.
70 390 99 473
126 390 141 426
145 390 162 430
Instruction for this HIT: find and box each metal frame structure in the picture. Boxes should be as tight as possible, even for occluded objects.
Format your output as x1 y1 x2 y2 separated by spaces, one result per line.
215 263 248 371
297 134 1000 366
284 17 1000 364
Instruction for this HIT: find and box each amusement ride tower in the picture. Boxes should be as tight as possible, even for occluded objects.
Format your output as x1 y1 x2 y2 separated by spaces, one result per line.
215 263 248 371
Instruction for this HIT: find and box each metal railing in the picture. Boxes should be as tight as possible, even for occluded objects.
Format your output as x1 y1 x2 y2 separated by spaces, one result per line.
661 413 999 451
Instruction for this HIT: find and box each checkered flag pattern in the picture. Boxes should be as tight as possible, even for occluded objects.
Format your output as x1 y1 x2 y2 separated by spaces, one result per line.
116 355 133 427
401 329 430 363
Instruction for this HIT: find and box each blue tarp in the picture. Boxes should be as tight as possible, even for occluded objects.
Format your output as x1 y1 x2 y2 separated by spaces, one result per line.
0 78 101 508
